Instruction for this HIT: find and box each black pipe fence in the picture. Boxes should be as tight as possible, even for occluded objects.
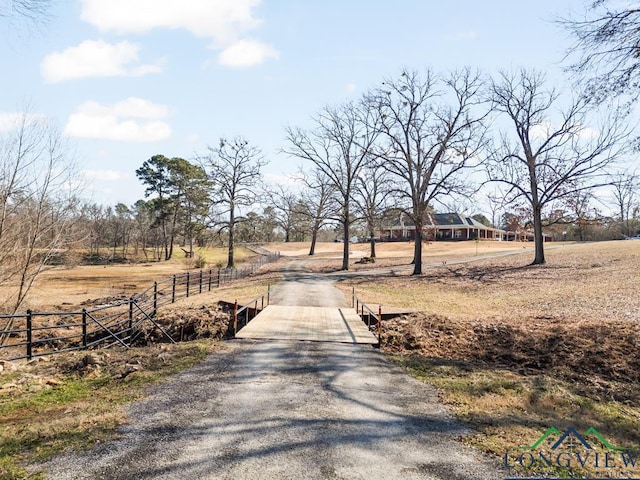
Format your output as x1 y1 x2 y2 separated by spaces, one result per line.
0 252 280 361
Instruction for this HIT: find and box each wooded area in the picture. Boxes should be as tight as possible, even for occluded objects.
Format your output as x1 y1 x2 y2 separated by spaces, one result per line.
2 0 640 311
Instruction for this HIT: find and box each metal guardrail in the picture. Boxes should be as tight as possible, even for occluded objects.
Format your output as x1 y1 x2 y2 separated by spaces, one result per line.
0 252 281 361
351 288 382 348
233 286 271 336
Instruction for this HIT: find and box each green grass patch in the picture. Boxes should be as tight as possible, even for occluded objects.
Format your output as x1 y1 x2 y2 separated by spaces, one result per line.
0 340 213 480
392 354 640 479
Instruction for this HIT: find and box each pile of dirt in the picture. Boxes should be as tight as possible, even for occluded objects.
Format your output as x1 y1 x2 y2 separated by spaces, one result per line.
141 302 234 344
383 313 640 390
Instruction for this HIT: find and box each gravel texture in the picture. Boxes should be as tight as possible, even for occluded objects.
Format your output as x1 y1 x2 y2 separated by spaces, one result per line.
40 340 504 479
39 258 506 479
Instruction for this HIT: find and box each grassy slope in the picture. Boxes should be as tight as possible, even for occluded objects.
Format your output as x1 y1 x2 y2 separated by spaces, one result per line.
0 341 215 480
336 241 640 478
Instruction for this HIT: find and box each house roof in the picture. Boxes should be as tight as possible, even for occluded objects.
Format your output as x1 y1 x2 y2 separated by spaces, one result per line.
385 212 505 232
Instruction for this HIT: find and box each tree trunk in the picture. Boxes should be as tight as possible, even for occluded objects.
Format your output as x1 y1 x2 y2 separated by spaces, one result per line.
309 223 319 256
369 226 376 258
532 205 545 265
227 209 235 269
412 224 423 275
341 214 350 271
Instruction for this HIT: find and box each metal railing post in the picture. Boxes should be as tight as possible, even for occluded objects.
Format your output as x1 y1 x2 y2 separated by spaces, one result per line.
82 309 87 349
377 305 382 349
153 282 158 316
26 309 33 360
352 287 355 308
208 269 212 291
172 275 176 303
267 284 270 305
217 268 221 288
233 299 238 336
199 270 203 294
186 272 191 297
129 297 134 331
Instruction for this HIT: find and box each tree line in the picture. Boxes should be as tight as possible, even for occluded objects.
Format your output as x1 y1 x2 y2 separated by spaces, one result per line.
2 0 640 314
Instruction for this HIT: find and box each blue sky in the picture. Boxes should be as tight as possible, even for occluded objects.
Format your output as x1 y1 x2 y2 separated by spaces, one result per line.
0 0 588 206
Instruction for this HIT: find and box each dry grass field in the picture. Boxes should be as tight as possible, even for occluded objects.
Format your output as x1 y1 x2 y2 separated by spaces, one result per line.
2 239 639 479
1 246 258 312
335 240 640 478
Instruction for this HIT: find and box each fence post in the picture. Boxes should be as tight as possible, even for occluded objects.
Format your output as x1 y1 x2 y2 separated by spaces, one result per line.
377 305 382 349
267 284 270 306
82 309 87 349
26 309 33 360
208 269 212 291
233 299 238 336
172 275 176 303
352 287 355 308
186 272 190 297
153 282 158 316
199 270 203 294
217 268 221 288
129 297 134 331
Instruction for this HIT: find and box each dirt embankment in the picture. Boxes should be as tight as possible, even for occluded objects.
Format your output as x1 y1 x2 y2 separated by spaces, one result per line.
383 313 640 400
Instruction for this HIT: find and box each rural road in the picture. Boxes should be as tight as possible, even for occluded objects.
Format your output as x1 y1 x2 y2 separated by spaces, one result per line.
41 258 505 480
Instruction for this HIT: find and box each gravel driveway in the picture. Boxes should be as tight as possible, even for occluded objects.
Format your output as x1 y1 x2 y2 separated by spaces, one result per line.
39 259 505 480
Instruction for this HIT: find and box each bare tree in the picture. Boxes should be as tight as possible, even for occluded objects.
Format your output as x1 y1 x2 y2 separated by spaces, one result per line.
354 161 393 259
201 137 266 268
487 69 629 264
266 184 300 243
369 68 487 275
564 186 596 241
610 172 639 236
297 168 336 256
0 113 76 323
284 101 380 270
560 1 640 104
0 0 53 35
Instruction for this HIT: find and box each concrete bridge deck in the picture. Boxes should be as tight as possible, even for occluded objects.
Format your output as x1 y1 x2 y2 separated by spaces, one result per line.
235 305 378 344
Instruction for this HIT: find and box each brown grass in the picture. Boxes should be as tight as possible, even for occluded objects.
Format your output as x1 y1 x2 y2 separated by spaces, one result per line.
334 240 640 478
339 241 640 323
2 246 259 312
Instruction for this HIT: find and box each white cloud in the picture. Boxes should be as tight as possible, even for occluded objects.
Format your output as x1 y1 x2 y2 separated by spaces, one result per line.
81 0 260 44
41 40 163 83
530 122 553 140
218 39 278 67
531 122 600 141
263 172 303 188
80 0 278 68
84 170 130 181
578 126 599 140
0 112 47 132
64 98 171 143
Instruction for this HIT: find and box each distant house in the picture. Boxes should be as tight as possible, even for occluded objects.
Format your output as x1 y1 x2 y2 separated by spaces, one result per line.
382 213 506 241
382 212 554 242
